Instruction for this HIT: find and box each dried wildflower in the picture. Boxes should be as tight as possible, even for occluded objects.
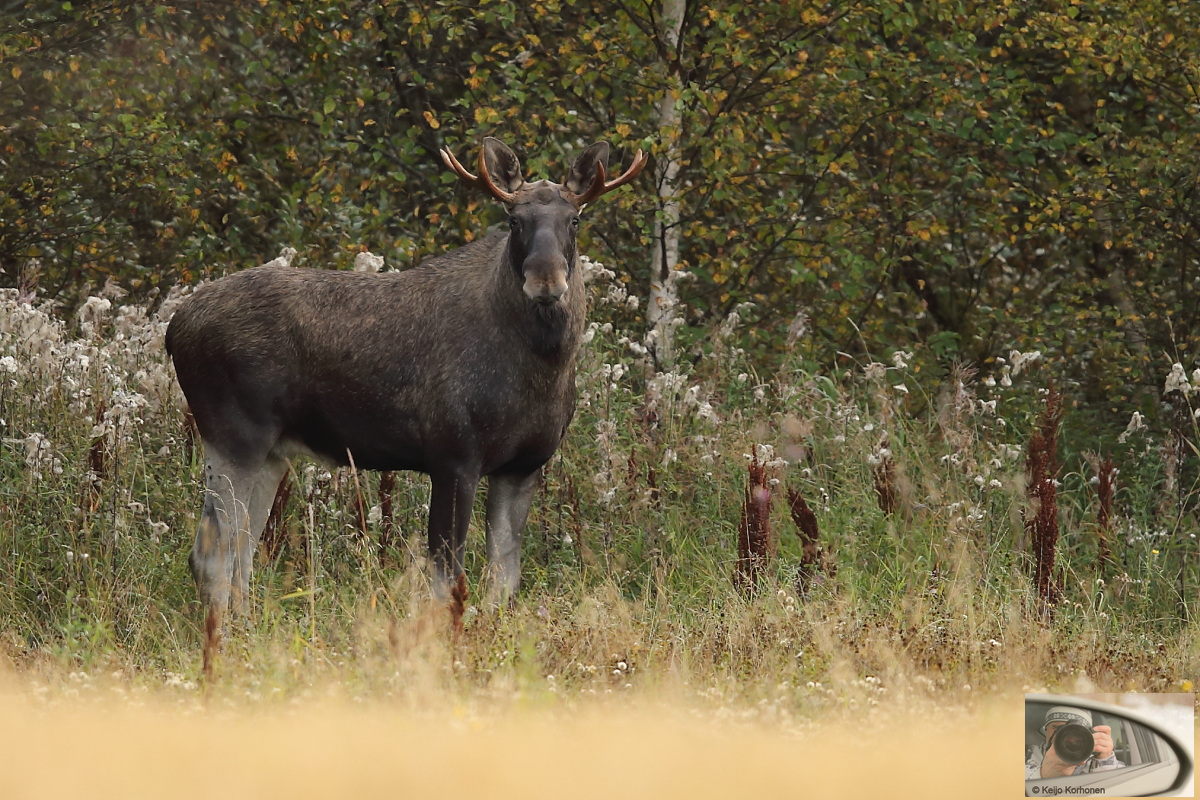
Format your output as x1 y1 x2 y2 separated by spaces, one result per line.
578 254 615 284
449 574 468 638
262 246 298 269
259 473 293 563
719 301 755 340
873 454 898 515
862 362 887 381
353 250 384 272
1026 384 1064 619
1095 455 1116 571
788 487 830 596
1163 362 1191 396
78 296 111 336
1009 349 1042 376
735 452 774 594
785 309 809 349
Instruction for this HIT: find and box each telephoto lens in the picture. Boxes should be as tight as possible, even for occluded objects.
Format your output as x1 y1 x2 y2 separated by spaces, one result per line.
1052 723 1097 764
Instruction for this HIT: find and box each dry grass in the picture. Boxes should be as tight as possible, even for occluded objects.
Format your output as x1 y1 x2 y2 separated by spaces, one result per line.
0 681 1017 800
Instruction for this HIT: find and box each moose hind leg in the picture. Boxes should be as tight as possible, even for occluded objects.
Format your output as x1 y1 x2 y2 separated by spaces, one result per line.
484 469 540 607
189 450 258 615
427 471 480 601
230 454 289 615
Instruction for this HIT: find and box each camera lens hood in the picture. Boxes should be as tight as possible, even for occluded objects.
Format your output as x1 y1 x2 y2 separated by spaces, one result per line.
1052 723 1097 764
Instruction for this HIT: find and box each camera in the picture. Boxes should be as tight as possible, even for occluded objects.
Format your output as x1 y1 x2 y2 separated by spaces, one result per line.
1051 723 1097 764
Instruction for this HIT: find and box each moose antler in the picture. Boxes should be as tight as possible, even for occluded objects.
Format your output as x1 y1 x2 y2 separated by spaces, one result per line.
439 145 518 205
567 150 650 207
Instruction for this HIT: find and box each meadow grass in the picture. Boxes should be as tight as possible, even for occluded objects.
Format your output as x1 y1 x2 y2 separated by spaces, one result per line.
0 264 1197 718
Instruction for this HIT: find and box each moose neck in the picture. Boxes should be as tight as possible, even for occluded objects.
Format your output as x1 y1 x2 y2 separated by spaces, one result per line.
495 234 585 363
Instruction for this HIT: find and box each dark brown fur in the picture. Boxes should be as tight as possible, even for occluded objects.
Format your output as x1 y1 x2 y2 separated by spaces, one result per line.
168 231 584 474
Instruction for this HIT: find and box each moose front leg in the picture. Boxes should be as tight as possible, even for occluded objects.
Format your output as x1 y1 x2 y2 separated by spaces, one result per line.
484 468 540 608
230 455 289 615
427 471 480 602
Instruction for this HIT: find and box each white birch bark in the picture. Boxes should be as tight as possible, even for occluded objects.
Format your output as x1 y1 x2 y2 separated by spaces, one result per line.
646 0 686 369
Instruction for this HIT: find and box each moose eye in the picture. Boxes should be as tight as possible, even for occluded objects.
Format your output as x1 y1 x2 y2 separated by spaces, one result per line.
570 217 580 228
508 217 520 231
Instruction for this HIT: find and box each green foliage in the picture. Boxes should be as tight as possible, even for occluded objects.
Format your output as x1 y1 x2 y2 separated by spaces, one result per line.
4 1 1199 445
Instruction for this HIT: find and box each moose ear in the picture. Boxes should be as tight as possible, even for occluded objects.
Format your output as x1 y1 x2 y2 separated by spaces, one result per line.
564 142 611 196
482 138 525 194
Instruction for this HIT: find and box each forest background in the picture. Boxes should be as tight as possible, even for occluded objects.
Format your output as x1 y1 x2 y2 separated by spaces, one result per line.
5 0 1200 411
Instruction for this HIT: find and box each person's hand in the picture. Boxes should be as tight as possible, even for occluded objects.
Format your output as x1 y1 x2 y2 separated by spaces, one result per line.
1092 725 1114 760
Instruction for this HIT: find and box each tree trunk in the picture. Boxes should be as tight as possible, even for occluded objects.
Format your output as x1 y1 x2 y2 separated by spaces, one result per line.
646 0 686 370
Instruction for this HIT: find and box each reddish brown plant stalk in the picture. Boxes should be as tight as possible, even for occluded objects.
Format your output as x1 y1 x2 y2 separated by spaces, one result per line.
735 453 774 594
449 574 469 639
787 486 827 595
1026 385 1064 619
873 456 898 516
1096 455 1116 571
259 473 292 563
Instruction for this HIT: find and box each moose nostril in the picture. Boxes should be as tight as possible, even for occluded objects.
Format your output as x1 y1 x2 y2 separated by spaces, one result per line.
534 286 566 305
524 276 567 304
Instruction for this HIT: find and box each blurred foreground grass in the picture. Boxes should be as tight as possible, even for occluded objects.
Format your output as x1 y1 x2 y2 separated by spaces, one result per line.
0 684 1017 800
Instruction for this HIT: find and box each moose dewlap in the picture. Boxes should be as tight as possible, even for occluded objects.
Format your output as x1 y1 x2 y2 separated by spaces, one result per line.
166 137 647 624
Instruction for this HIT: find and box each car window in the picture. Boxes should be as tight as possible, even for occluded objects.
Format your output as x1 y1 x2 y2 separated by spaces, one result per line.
1132 720 1164 764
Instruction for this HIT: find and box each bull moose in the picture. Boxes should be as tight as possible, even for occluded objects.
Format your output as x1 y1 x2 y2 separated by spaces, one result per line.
166 137 647 628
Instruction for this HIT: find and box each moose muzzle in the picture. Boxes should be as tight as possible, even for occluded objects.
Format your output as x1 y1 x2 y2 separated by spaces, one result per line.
522 256 570 305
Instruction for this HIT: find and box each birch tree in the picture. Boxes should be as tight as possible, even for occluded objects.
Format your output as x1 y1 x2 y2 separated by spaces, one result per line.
646 0 687 369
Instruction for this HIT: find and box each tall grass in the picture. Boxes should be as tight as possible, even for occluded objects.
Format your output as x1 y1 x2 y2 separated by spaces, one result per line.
0 259 1196 707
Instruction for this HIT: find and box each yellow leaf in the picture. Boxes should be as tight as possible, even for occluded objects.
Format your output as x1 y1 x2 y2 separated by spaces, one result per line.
422 110 440 129
615 123 631 138
10 66 20 79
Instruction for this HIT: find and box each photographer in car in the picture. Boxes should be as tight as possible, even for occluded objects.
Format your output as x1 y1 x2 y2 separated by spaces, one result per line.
1026 705 1125 779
